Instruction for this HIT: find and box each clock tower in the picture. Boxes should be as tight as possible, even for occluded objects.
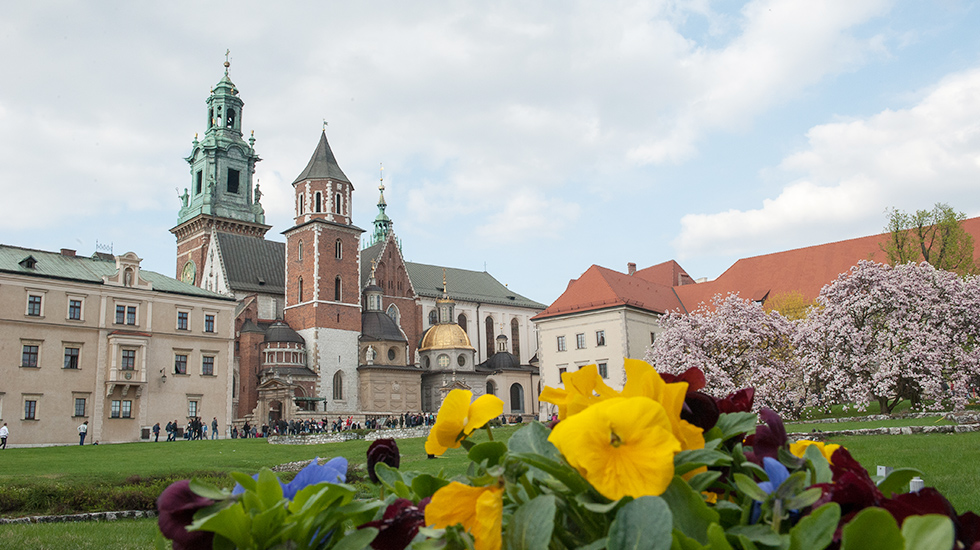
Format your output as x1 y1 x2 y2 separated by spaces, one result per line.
171 55 269 286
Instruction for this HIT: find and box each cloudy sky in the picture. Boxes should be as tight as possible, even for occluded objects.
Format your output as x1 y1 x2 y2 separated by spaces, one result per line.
2 1 979 304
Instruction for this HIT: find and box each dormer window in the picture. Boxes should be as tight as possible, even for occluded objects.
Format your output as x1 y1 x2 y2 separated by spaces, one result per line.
19 256 37 269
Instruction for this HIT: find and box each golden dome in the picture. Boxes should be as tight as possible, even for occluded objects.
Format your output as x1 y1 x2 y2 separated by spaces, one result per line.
419 324 474 351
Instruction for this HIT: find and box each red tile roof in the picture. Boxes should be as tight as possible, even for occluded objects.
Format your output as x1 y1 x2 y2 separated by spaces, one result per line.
537 217 980 319
532 264 686 320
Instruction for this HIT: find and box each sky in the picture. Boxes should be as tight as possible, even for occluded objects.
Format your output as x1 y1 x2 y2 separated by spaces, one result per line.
2 1 980 306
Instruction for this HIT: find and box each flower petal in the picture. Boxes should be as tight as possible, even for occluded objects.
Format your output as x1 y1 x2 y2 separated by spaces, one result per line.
425 390 472 455
463 394 504 435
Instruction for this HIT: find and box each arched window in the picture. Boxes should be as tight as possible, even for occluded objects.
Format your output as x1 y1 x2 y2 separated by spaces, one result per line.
335 239 342 259
429 310 438 326
314 192 322 213
226 109 236 129
486 380 496 396
511 318 521 361
332 371 343 400
386 304 400 325
208 108 214 128
510 383 525 413
457 313 467 333
485 316 494 358
334 276 342 301
298 193 305 215
298 277 304 302
297 240 303 261
335 193 342 214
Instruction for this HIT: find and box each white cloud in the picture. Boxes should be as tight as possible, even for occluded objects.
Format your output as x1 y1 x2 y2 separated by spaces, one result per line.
674 66 980 259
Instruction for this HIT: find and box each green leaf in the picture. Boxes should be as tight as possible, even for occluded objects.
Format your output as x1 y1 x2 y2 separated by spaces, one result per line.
608 496 672 550
411 474 450 499
705 523 733 550
511 452 593 495
189 502 252 549
188 478 231 501
803 445 832 485
877 468 925 497
840 507 903 550
784 487 823 511
686 471 723 493
229 471 257 494
901 514 954 550
576 493 625 514
332 527 378 550
507 421 563 461
393 480 412 500
671 529 710 550
714 412 757 441
661 477 720 545
773 472 807 501
468 441 508 467
676 448 732 470
726 525 781 547
789 502 839 550
373 462 407 494
250 504 288 548
255 468 284 509
732 473 769 503
577 538 609 550
740 461 767 479
505 494 556 550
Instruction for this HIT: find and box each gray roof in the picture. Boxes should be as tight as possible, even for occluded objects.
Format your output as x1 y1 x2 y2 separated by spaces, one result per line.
361 311 408 342
292 131 351 185
264 321 305 344
360 241 544 309
215 233 285 295
405 262 545 309
0 245 233 301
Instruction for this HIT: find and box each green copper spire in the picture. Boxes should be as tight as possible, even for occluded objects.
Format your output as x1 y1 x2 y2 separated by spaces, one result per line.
366 164 396 248
177 53 264 226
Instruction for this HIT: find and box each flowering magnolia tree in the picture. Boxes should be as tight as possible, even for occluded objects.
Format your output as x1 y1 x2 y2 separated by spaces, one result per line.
797 260 980 413
646 293 807 418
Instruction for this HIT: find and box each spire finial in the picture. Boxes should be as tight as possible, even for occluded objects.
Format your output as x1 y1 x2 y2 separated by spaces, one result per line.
224 49 231 74
322 119 328 132
379 163 385 192
442 268 448 297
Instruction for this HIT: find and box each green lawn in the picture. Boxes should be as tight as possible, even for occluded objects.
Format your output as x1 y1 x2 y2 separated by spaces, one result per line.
786 415 955 432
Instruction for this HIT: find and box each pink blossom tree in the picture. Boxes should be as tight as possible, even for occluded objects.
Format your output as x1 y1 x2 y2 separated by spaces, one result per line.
797 260 980 413
645 293 808 418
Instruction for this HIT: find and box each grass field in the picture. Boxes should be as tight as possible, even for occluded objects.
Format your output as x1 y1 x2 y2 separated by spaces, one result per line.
786 415 955 432
1 421 978 548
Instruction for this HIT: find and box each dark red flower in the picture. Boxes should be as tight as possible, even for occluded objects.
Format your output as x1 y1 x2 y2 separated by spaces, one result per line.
715 387 755 413
157 480 215 550
367 439 401 484
681 390 720 431
660 367 706 391
744 407 785 465
360 498 428 550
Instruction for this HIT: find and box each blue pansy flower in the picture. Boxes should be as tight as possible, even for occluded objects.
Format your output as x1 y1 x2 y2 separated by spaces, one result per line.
751 457 791 524
232 457 347 499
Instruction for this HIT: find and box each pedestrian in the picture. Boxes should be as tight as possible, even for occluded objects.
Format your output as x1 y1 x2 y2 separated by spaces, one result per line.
0 423 8 449
211 417 218 440
78 420 88 445
202 424 208 439
152 422 161 442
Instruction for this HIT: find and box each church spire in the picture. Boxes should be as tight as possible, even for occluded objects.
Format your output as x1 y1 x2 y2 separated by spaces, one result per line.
369 163 394 246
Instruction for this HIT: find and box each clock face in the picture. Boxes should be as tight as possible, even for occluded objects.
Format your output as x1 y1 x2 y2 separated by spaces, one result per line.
181 261 197 285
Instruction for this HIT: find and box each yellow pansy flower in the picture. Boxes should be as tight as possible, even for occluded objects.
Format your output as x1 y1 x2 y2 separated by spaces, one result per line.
789 440 841 464
619 358 705 451
425 389 504 456
426 482 504 550
539 364 618 420
548 396 681 500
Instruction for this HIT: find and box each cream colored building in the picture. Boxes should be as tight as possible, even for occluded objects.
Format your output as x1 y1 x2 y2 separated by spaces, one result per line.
0 245 236 447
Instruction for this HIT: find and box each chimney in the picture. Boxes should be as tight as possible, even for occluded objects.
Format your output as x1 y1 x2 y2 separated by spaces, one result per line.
627 262 636 276
60 248 76 257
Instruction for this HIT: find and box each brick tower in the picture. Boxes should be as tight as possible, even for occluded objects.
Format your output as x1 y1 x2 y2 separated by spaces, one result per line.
171 56 268 287
283 131 364 414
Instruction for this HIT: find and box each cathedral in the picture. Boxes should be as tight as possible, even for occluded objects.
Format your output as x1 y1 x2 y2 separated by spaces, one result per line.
171 60 543 427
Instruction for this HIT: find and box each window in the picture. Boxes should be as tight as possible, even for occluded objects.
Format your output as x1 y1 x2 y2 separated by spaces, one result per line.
297 240 303 261
121 400 132 418
121 349 136 370
651 332 657 345
202 356 214 376
115 305 125 324
437 354 450 369
333 371 343 400
510 384 525 413
457 354 466 367
559 367 567 376
174 354 187 375
196 170 203 194
111 400 132 418
335 193 342 214
27 295 42 316
64 347 80 369
486 381 496 395
74 398 86 417
457 313 467 332
557 336 566 352
188 400 199 418
596 330 606 346
205 314 215 333
598 362 608 379
68 299 82 320
22 345 39 368
227 168 240 194
334 277 341 302
126 306 136 325
116 305 136 325
428 310 438 326
24 400 37 420
388 348 397 361
314 192 322 213
335 239 342 259
298 193 305 215
177 311 189 330
511 318 521 360
298 278 304 302
576 333 586 349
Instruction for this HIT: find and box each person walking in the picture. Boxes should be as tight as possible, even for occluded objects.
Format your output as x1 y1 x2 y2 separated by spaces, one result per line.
211 417 218 440
152 422 161 442
78 421 88 445
0 423 8 449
